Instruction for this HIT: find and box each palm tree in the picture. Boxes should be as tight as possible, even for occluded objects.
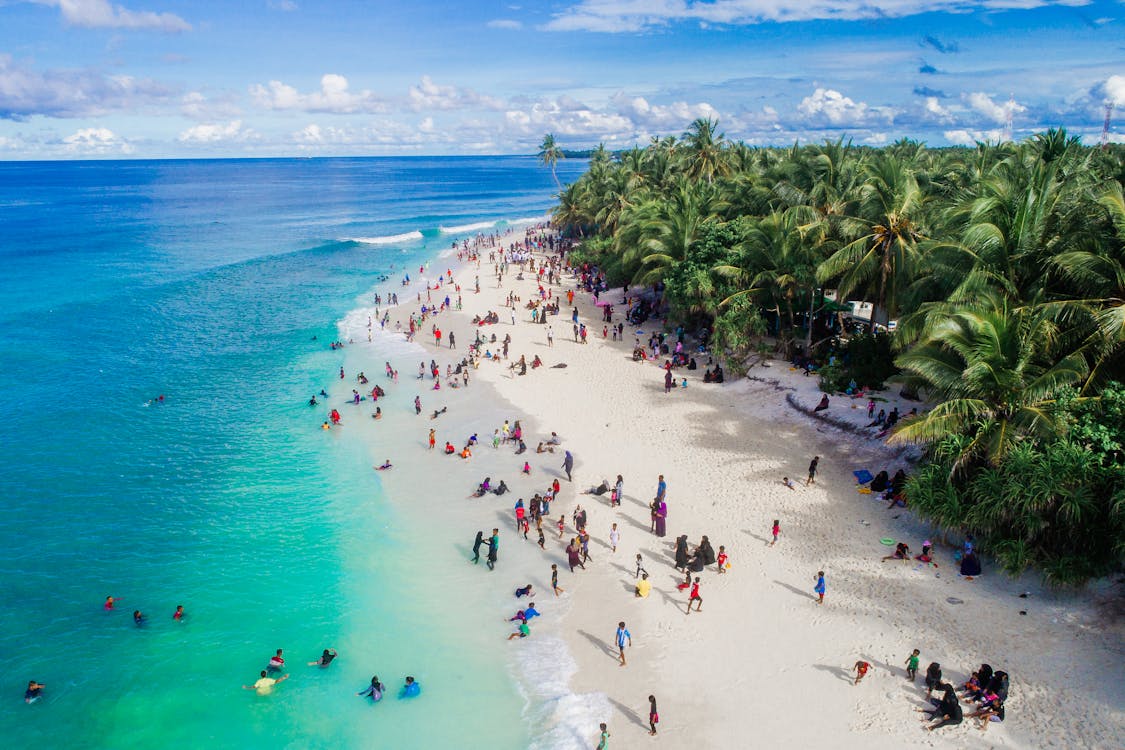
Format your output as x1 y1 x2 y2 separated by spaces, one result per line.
890 297 1088 469
817 153 925 327
538 133 564 190
682 117 730 185
620 180 726 285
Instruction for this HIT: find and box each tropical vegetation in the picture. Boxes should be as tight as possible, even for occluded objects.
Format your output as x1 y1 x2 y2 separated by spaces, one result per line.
548 119 1125 584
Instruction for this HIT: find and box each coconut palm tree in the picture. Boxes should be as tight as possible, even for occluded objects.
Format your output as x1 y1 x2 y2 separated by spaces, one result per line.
890 297 1088 469
682 117 731 185
538 133 564 190
817 153 925 327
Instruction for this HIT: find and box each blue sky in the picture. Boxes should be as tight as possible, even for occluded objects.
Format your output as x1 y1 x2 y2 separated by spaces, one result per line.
0 0 1122 158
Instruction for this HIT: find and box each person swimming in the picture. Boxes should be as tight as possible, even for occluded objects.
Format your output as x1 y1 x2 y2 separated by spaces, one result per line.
309 648 337 667
375 460 393 471
133 610 145 625
400 676 420 698
268 649 285 672
24 681 45 704
173 605 184 621
358 676 384 702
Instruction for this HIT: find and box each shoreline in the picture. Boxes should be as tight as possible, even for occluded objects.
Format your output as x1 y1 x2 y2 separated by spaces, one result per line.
334 226 1123 748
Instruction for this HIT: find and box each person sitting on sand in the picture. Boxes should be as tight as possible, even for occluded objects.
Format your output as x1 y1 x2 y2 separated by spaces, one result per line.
375 460 392 471
473 478 491 497
869 470 889 492
881 542 910 562
515 584 534 598
968 697 1006 730
634 573 651 598
444 441 455 455
583 480 611 496
915 541 937 566
507 621 530 640
814 394 830 412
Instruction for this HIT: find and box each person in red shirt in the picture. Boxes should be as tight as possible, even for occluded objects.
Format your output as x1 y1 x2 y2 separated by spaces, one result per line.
853 660 872 685
686 577 702 614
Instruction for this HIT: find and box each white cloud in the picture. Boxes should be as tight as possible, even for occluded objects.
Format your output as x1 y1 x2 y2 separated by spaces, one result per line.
505 97 632 137
922 96 954 123
797 87 869 126
487 19 523 29
408 76 504 111
250 74 386 114
0 54 177 120
1104 75 1125 107
63 126 134 154
268 0 298 10
179 91 240 120
965 91 1026 125
943 127 1006 146
177 120 251 143
545 1 1092 32
37 0 191 32
609 92 720 130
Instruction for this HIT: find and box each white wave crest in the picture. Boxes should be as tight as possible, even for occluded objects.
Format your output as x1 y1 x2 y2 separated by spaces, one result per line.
439 220 497 234
346 230 423 245
519 634 611 750
504 215 550 227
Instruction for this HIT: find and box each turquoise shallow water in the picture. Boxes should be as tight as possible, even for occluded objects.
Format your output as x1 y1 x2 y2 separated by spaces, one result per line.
0 157 585 748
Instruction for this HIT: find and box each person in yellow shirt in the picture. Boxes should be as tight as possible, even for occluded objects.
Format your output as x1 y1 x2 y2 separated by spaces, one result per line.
244 670 289 695
634 573 651 598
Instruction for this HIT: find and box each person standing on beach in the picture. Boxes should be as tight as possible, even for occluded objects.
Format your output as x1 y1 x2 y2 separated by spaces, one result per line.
486 529 499 571
613 475 623 507
635 553 647 579
596 723 610 750
814 571 826 604
551 563 563 596
648 695 659 736
905 649 921 682
770 520 780 546
414 396 422 415
609 523 620 552
615 622 631 666
471 530 484 564
566 538 585 572
686 577 702 614
448 331 455 349
547 326 553 347
656 475 667 502
853 660 872 685
562 451 574 482
428 429 436 450
806 456 820 486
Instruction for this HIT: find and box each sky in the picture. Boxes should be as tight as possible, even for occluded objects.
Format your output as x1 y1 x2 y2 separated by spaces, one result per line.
0 0 1123 159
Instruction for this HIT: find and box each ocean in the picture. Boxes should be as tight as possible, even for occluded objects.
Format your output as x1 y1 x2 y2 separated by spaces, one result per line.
0 156 588 748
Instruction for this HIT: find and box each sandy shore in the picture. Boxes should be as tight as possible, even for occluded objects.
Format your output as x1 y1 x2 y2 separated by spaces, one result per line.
354 232 1124 749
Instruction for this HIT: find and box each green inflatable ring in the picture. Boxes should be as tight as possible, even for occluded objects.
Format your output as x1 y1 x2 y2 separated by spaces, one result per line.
880 537 896 546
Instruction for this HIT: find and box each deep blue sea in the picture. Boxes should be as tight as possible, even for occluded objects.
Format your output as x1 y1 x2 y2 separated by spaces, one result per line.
0 156 586 748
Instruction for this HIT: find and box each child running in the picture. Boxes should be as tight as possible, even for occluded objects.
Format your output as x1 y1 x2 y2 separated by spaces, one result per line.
551 564 563 596
770 519 780 546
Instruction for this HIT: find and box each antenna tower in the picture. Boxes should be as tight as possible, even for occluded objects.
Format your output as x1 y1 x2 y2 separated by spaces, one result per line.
1102 101 1114 149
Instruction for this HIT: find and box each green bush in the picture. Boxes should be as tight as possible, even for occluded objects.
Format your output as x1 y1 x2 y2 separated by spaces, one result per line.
903 384 1125 586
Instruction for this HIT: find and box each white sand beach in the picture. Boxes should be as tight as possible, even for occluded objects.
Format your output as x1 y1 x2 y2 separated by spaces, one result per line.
347 229 1124 749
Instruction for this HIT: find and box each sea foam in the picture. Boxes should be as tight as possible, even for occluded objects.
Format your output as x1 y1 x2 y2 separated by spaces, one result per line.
346 230 424 245
519 634 611 750
439 220 497 234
